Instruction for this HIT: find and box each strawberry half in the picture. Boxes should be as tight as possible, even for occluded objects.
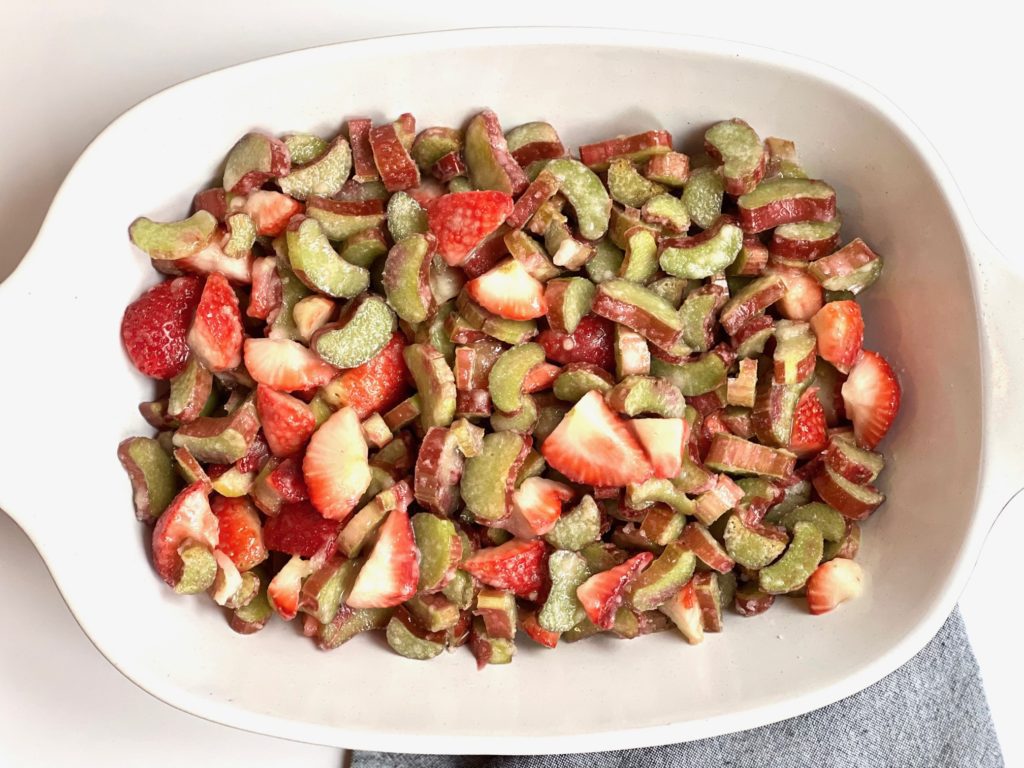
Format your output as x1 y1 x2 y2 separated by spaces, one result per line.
630 417 686 478
302 407 371 521
427 190 514 266
541 390 654 487
243 338 337 392
263 500 340 558
151 481 219 587
772 265 824 321
325 332 410 419
789 386 828 458
505 477 574 539
810 300 864 374
466 258 547 320
268 555 314 620
659 581 704 644
576 552 653 630
187 273 244 372
462 538 548 600
121 275 202 379
806 557 864 615
520 609 559 648
256 384 316 458
346 509 420 608
239 190 303 236
537 313 615 370
211 495 267 571
841 350 901 449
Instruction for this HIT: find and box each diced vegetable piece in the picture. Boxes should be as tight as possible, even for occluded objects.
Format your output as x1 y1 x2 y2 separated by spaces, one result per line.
279 136 352 200
172 397 260 465
638 504 687 546
579 130 672 171
771 219 842 261
617 226 659 284
719 274 786 335
658 581 704 644
723 513 788 569
812 465 885 520
129 211 218 262
489 343 546 413
643 151 690 186
734 582 776 617
461 431 532 523
504 229 561 281
469 616 516 667
606 375 685 418
544 495 603 551
682 167 725 230
693 474 744 526
704 119 767 195
737 178 837 233
311 294 395 370
472 588 518 640
403 343 458 429
727 358 758 408
223 132 290 194
543 158 612 240
382 232 435 324
592 279 684 352
305 196 385 241
413 427 464 516
411 126 462 170
544 277 596 335
537 550 590 632
824 520 862 561
118 437 180 522
299 556 359 624
825 433 884 484
806 558 864 614
292 295 336 343
679 522 734 573
268 260 312 341
286 217 370 299
544 219 593 271
641 193 690 233
659 217 743 280
339 226 389 269
344 119 378 182
691 572 723 631
456 290 539 345
758 520 823 594
316 605 392 649
705 433 796 479
585 238 625 284
229 575 274 635
677 285 724 353
384 191 427 242
650 350 729 397
628 542 696 611
404 593 460 634
780 502 847 543
368 123 420 192
809 238 882 293
386 607 445 660
764 137 806 179
464 109 527 195
625 478 694 518
553 363 614 402
608 158 665 208
614 326 650 378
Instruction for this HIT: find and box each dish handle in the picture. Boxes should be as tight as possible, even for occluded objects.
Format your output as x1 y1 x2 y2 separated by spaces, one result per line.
971 229 1024 527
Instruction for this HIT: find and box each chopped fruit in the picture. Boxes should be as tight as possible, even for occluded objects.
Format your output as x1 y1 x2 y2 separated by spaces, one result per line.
302 407 371 522
239 190 302 236
464 109 528 195
810 300 865 375
630 418 685 478
243 338 337 392
118 437 180 522
151 482 219 588
211 496 267 571
428 190 514 266
520 609 560 648
347 510 420 608
579 130 672 171
806 558 864 614
538 313 616 370
268 555 313 620
321 332 409 420
247 257 282 320
222 132 290 194
737 178 837 233
263 501 340 558
413 427 465 516
187 273 243 372
789 387 829 458
771 264 824 321
704 119 766 195
576 552 653 630
658 582 704 644
841 350 901 448
541 390 654 486
466 258 547 321
129 211 218 261
506 477 574 539
462 538 548 600
121 276 202 379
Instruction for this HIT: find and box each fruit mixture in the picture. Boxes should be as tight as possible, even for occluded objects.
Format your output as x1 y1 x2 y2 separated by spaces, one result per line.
118 112 900 665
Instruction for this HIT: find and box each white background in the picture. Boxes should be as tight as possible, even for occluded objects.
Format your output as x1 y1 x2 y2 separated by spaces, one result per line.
1 3 1021 766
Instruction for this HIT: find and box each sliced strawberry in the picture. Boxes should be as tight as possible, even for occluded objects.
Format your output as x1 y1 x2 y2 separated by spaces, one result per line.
239 190 303 236
256 384 316 458
247 256 282 320
302 406 371 521
522 362 561 393
841 350 901 449
576 552 653 630
121 275 202 379
541 390 654 487
806 557 864 615
346 509 420 608
187 273 243 372
253 456 309 515
520 609 559 648
537 313 615 370
505 477 574 539
462 538 548 600
659 581 704 644
630 418 686 479
789 386 828 458
211 495 267 571
263 500 340 558
235 431 270 474
210 550 243 606
466 258 547 320
427 191 514 266
151 481 218 587
771 265 824 321
810 300 864 374
268 555 314 620
325 333 410 419
243 338 337 392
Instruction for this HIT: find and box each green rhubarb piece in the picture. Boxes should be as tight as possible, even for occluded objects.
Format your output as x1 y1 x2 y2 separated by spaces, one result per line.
335 483 405 557
411 127 462 170
675 454 714 494
117 437 180 522
441 569 477 610
534 399 569 446
340 227 389 268
774 320 817 385
386 191 428 242
705 119 764 194
615 326 651 378
543 158 612 240
758 521 824 594
586 238 625 284
383 233 434 324
312 295 394 368
544 495 602 551
659 222 743 279
739 178 834 213
309 392 333 425
129 210 217 261
504 229 561 282
544 277 595 334
581 542 629 573
464 111 517 194
306 199 384 242
619 226 659 284
505 121 561 153
553 365 613 402
167 356 214 423
222 132 283 192
723 513 788 569
406 593 460 633
412 513 461 593
269 255 311 341
491 395 539 433
417 301 456 365
775 218 841 245
278 137 352 200
448 176 473 193
610 607 641 639
318 606 392 649
283 133 328 165
629 542 696 611
735 323 775 359
737 477 778 507
608 205 644 249
682 167 725 230
647 277 691 308
386 612 445 660
461 431 530 522
825 289 856 303
223 570 260 611
538 550 590 633
489 343 546 413
679 290 722 353
175 543 217 595
763 479 812 523
641 193 690 233
780 503 846 543
562 616 603 642
173 446 209 485
607 158 665 208
232 577 273 627
300 558 359 624
172 397 259 464
470 616 515 665
474 588 518 639
403 343 457 429
606 375 685 418
224 213 257 258
210 466 255 498
810 252 883 293
516 449 547 484
286 217 370 299
639 505 687 546
544 220 592 270
450 417 485 458
625 478 694 517
594 278 685 353
650 352 729 397
752 381 803 447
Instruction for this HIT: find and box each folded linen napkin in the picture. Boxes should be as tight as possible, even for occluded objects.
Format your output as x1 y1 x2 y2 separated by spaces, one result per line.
354 608 1003 768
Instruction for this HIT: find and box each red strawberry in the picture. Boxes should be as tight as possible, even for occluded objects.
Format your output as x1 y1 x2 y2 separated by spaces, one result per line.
235 431 270 474
461 539 548 600
263 500 340 558
541 390 654 487
806 557 864 615
256 384 316 458
466 258 547 320
505 477 574 539
771 265 824 321
789 386 828 458
576 552 653 630
268 555 313 620
427 191 514 266
520 609 559 648
810 300 864 374
841 350 901 449
243 338 337 392
247 256 282 320
303 407 371 521
537 314 615 370
659 581 704 644
239 190 303 236
151 481 219 587
211 495 267 571
121 275 202 379
252 456 309 516
346 509 420 608
522 362 561 393
325 333 410 419
630 418 686 478
187 273 243 372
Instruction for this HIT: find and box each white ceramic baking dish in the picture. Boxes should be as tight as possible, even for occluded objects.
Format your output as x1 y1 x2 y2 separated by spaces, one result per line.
0 27 1021 755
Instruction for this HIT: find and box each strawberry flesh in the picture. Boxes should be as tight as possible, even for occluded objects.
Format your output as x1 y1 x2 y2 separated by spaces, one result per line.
427 191 514 267
326 332 410 419
789 386 828 458
806 557 864 614
121 276 202 379
576 552 653 629
243 338 338 392
151 481 219 586
346 509 420 608
211 495 267 571
841 350 900 449
188 273 244 372
462 539 548 600
537 313 615 370
303 406 371 521
263 500 340 558
466 258 547 320
256 384 316 458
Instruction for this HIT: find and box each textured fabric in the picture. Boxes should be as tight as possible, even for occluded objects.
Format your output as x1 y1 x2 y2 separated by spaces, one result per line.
354 608 1003 768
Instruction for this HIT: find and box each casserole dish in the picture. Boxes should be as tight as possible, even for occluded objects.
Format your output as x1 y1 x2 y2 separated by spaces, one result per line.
0 27 1020 754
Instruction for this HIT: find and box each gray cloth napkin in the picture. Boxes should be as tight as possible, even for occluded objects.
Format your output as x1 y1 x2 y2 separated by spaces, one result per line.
354 608 1003 768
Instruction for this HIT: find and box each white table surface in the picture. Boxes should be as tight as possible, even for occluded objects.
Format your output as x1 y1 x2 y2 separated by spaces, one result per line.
1 3 1021 766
